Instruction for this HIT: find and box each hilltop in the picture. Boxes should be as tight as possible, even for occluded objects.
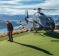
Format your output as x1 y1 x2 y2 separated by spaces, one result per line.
0 31 59 56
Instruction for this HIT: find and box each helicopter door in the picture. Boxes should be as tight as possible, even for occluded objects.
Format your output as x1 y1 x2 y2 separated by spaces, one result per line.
33 20 40 28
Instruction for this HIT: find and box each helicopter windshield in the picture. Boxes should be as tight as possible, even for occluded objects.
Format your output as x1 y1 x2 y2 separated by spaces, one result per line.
33 12 49 27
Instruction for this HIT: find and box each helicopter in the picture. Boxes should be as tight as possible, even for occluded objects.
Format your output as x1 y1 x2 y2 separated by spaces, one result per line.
24 8 57 33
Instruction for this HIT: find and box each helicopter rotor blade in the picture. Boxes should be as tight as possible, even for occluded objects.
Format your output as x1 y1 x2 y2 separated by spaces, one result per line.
33 8 59 10
19 8 59 10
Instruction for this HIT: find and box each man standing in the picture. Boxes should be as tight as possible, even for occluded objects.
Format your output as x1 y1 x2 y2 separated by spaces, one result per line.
6 21 13 42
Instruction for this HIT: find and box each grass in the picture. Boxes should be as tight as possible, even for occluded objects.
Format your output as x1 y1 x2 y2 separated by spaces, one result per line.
0 31 59 56
0 32 29 41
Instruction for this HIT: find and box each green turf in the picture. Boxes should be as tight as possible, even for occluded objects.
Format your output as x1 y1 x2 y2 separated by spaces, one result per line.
0 31 59 56
0 32 29 41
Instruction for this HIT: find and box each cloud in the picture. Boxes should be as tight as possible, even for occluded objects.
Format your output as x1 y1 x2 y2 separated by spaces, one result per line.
0 0 59 15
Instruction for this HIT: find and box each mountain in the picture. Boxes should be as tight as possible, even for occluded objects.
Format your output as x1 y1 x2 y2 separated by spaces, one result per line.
0 14 25 21
0 14 33 29
55 20 59 24
0 14 33 21
49 15 59 24
50 15 59 20
0 20 7 29
0 20 20 29
0 14 59 29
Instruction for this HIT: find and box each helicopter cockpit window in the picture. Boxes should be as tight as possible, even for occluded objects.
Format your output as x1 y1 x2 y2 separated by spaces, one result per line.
48 17 54 22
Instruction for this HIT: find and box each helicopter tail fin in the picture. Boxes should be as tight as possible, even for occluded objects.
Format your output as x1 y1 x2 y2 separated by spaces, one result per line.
25 10 29 24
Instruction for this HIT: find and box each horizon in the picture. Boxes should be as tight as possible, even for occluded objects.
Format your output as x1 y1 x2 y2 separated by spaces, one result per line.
0 13 59 16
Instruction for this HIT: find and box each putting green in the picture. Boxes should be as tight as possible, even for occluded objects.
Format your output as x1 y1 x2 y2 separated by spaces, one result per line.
0 32 59 56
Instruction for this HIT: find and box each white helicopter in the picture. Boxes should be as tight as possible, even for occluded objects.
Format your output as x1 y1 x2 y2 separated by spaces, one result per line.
24 8 59 33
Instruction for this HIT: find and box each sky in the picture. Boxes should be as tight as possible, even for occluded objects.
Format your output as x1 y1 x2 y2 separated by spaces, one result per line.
0 0 59 15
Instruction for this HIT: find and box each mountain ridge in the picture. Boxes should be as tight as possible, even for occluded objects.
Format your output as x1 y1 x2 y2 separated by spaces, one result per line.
0 14 59 29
